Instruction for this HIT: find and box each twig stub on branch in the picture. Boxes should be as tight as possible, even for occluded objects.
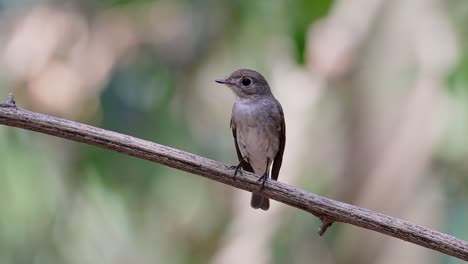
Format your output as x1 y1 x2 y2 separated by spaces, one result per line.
319 216 335 236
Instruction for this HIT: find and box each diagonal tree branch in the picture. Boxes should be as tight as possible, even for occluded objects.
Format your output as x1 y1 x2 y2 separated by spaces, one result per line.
0 94 467 261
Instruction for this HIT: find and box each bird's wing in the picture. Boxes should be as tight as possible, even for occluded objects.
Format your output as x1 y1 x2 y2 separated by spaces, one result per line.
271 102 285 181
231 118 254 173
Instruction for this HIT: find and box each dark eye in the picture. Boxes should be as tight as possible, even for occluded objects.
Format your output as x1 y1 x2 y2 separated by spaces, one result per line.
241 78 252 86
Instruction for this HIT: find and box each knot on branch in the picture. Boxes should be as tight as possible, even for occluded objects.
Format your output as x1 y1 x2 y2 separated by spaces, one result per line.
0 93 16 108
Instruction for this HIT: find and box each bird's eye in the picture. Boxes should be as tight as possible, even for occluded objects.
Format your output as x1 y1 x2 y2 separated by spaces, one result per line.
241 78 252 86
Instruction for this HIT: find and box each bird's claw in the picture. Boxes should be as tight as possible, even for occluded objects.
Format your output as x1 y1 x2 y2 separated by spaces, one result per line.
229 164 243 179
257 174 268 190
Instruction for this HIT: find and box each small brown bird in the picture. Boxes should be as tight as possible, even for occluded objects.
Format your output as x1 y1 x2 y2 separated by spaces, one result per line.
215 69 285 210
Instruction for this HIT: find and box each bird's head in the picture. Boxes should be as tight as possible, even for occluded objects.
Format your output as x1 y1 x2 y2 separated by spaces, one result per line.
215 69 271 98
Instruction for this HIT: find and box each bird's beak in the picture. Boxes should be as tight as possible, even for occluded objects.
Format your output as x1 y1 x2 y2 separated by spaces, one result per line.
215 78 232 85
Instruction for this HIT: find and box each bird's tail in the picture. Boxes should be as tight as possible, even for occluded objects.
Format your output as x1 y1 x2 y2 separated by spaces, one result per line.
251 193 270 210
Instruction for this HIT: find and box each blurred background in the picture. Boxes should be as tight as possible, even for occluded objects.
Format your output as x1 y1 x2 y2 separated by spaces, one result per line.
0 0 467 263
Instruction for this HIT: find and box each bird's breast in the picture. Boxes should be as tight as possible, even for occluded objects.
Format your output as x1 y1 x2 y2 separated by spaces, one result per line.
232 99 275 126
232 100 281 174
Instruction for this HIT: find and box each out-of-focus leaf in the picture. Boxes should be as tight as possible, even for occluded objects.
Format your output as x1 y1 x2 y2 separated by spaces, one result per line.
288 0 333 64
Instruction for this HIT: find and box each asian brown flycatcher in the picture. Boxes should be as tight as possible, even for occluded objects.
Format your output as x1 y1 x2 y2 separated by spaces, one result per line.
215 69 285 210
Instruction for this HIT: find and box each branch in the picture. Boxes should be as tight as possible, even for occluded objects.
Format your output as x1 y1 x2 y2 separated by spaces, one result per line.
0 95 467 261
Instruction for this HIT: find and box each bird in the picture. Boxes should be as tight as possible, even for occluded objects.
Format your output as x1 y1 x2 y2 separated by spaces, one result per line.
215 69 285 210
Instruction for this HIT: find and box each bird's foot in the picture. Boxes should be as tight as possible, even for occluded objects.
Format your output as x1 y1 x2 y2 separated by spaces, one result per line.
257 174 268 190
229 164 243 179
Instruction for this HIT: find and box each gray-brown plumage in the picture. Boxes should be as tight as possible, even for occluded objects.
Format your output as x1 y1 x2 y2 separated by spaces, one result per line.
215 69 285 210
